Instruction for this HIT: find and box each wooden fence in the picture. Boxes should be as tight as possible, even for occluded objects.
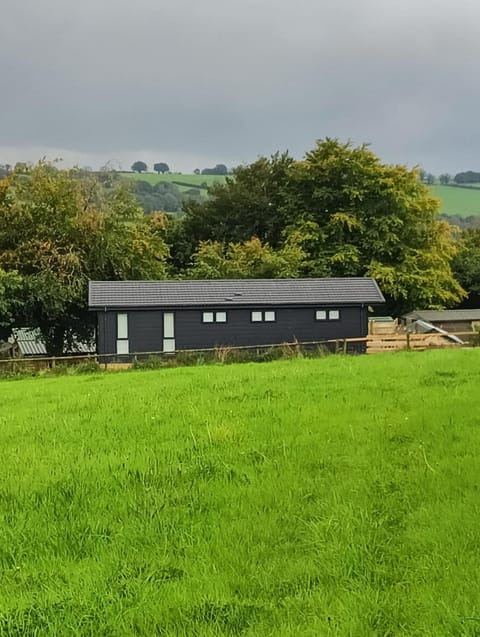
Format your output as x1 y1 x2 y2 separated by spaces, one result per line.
0 332 476 373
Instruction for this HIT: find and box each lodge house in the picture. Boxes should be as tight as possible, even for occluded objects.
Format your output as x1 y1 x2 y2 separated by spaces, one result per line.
88 278 385 357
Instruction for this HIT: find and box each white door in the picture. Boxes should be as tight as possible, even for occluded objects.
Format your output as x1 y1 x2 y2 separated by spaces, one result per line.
163 312 175 352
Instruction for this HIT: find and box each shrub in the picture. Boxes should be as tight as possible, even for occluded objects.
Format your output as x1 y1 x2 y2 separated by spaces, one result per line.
73 360 102 374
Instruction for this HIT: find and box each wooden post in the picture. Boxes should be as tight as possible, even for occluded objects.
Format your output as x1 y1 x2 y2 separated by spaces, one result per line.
343 339 348 354
406 332 411 350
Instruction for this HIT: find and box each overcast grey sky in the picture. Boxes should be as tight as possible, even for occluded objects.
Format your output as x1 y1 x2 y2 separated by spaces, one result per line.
1 0 478 173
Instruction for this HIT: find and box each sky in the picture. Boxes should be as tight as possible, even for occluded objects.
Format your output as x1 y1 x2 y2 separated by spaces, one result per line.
1 0 478 174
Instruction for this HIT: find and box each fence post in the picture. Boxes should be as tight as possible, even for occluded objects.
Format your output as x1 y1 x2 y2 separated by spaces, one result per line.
406 332 411 350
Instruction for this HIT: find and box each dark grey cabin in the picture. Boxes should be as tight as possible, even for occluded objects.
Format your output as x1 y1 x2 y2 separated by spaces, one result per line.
88 278 385 357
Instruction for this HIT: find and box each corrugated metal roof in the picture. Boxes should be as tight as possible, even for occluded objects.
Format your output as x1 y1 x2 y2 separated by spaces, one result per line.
404 309 480 322
89 278 385 309
12 328 95 356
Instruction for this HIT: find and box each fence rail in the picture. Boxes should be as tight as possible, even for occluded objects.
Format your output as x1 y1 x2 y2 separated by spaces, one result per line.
0 331 477 372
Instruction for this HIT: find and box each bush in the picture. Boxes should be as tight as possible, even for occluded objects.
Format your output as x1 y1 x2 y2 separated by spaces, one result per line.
73 360 102 374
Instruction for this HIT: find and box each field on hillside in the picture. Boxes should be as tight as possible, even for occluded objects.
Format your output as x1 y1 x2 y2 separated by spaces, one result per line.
120 171 228 191
430 184 480 217
1 351 480 635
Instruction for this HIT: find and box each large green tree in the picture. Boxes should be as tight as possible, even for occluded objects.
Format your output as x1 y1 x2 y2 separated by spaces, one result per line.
174 139 464 313
0 162 169 355
452 229 480 305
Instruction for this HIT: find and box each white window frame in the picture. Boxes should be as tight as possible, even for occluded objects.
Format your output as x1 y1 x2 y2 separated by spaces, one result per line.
315 309 340 321
116 313 129 354
251 310 276 322
203 311 227 323
163 312 175 353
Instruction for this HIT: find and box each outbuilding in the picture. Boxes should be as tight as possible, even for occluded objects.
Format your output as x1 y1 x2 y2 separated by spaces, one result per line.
88 278 385 358
402 309 480 334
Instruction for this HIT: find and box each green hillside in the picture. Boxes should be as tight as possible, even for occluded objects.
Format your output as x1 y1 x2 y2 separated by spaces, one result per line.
430 184 480 217
1 350 480 635
120 171 228 193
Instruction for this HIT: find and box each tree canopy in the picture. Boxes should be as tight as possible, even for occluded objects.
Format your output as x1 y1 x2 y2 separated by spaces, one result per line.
153 162 169 174
131 161 147 173
0 162 169 354
174 139 464 313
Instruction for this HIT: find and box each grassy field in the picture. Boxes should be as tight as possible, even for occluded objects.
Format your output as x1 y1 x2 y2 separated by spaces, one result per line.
430 184 480 217
1 350 480 635
120 172 228 190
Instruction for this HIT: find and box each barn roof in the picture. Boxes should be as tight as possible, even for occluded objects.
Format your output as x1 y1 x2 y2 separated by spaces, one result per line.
11 328 95 356
89 278 385 309
403 309 480 323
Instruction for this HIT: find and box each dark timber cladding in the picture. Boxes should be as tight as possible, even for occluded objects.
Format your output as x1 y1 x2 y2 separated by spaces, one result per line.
89 278 385 356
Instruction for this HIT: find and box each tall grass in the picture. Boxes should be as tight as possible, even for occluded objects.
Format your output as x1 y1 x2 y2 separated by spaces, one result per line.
0 350 479 635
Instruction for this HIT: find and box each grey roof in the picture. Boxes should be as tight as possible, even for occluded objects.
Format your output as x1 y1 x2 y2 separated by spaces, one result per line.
403 309 480 322
89 278 385 309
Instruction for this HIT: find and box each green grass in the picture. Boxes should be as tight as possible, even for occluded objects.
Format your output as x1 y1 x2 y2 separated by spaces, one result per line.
430 184 480 217
1 350 480 635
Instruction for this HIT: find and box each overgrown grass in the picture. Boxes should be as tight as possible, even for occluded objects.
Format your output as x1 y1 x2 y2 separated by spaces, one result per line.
1 350 480 635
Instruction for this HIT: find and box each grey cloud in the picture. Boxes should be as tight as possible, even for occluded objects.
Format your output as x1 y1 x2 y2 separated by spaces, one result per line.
1 0 480 172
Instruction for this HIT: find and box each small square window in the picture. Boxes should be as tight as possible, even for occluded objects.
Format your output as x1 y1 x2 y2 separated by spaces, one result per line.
216 311 227 323
251 311 263 322
264 311 276 322
329 310 340 320
315 310 327 320
203 312 214 323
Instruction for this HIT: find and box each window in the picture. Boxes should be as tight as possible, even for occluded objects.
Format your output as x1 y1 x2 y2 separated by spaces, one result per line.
251 310 276 322
315 309 340 321
203 311 227 323
116 313 129 354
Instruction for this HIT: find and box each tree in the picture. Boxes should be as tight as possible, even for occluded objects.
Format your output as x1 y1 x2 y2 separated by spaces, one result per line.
0 269 24 341
454 171 480 184
193 168 200 175
0 162 169 355
281 139 463 312
439 173 451 185
131 161 147 173
187 236 306 279
175 139 464 313
452 229 480 304
153 162 169 174
201 164 228 175
177 152 294 260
